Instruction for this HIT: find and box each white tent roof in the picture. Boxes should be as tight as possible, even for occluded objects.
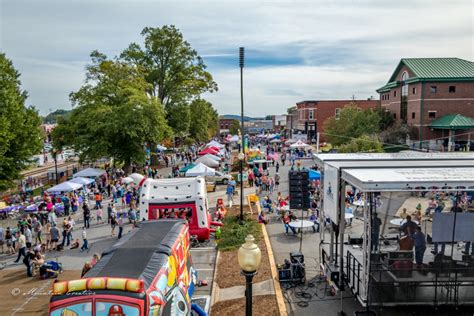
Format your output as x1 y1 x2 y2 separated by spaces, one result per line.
195 156 220 168
270 138 281 143
207 140 225 148
290 140 310 148
228 135 239 142
202 154 221 162
341 167 474 192
157 145 167 151
73 167 105 178
185 163 216 177
69 177 95 185
47 181 83 192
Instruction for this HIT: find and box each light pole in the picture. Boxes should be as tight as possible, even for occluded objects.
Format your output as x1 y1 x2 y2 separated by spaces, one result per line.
238 235 261 316
52 150 59 185
239 47 245 223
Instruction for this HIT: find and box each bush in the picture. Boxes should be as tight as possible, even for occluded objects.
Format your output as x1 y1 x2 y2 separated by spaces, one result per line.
217 215 261 252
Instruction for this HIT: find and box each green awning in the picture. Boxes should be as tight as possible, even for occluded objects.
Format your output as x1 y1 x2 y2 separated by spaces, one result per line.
179 163 196 173
429 114 474 130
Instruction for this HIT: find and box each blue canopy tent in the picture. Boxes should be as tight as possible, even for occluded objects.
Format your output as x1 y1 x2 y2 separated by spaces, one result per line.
309 169 321 180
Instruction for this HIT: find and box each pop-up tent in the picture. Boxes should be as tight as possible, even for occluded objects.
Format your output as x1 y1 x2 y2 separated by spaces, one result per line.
179 164 196 173
185 163 216 177
47 181 83 192
69 177 95 185
198 147 219 156
122 177 134 184
202 154 221 162
73 168 106 178
309 169 321 180
156 144 167 151
290 140 311 148
195 156 219 168
207 140 224 149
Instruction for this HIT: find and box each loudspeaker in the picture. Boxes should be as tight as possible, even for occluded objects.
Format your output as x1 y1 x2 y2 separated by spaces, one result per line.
290 252 304 264
330 271 340 284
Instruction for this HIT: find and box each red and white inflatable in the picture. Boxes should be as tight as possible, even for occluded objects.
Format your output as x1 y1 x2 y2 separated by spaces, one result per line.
130 174 213 241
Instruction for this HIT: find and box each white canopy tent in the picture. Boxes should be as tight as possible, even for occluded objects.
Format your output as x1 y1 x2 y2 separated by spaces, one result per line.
195 156 219 168
202 154 221 162
270 138 281 143
156 145 167 151
69 177 95 185
228 135 239 142
47 181 83 193
206 140 225 149
73 168 106 178
185 163 216 177
285 139 297 145
290 140 311 148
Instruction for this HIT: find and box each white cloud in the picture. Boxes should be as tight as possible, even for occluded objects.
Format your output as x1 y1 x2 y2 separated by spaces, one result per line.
1 0 472 115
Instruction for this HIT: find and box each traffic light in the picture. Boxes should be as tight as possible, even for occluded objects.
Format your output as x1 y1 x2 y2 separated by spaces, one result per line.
289 170 310 209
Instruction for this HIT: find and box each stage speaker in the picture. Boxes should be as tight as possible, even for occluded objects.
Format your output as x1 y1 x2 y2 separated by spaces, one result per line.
290 252 304 264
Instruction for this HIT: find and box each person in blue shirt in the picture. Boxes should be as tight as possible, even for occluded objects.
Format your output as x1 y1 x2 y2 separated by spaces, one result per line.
309 212 320 233
413 226 426 266
226 184 234 207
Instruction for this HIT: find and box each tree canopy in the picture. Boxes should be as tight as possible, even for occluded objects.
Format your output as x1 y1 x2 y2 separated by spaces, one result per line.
120 25 218 133
0 53 43 190
43 109 72 124
189 98 219 141
229 119 241 135
337 134 384 153
322 103 382 147
53 51 171 168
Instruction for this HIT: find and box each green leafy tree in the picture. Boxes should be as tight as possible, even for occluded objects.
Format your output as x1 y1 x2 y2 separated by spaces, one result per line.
337 134 384 153
43 109 72 124
53 51 171 170
189 98 219 141
323 103 381 146
120 25 218 133
229 119 241 135
0 53 43 190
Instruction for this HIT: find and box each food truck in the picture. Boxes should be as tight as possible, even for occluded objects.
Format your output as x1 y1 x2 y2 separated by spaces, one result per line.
49 220 197 315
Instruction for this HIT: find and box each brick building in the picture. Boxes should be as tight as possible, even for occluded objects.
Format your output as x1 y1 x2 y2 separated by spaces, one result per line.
377 58 474 149
218 118 236 134
272 115 287 132
292 100 378 141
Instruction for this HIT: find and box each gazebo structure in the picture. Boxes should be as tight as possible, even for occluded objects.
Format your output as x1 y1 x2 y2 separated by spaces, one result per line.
429 114 474 151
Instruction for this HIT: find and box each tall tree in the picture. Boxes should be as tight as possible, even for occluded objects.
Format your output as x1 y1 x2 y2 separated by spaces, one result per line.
323 103 381 146
53 51 171 169
0 53 43 190
229 120 241 135
120 25 218 132
189 98 219 141
337 134 384 153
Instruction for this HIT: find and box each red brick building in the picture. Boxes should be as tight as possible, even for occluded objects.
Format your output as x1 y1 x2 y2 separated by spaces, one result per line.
377 58 474 149
292 100 378 141
218 118 236 134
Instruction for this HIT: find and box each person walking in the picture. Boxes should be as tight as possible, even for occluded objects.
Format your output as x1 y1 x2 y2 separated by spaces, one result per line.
80 227 89 252
0 226 4 254
413 226 426 267
226 184 234 208
107 203 113 224
24 226 33 249
275 161 280 173
50 224 59 251
118 215 124 239
14 231 27 263
110 214 117 237
371 212 382 252
83 203 91 229
32 217 42 245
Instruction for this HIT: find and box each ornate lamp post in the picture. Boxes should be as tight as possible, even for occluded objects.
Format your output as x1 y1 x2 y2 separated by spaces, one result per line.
238 235 262 316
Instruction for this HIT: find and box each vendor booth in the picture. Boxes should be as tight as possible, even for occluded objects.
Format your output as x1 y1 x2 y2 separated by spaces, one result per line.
73 167 106 178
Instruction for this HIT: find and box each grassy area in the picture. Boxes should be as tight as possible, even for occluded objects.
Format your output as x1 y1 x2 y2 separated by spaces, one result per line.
217 214 261 252
383 144 410 152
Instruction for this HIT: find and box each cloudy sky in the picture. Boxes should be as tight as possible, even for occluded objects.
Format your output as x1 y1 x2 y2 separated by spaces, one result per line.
1 0 472 116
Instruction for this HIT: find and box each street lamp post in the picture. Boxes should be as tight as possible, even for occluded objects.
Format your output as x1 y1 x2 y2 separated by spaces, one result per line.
52 150 59 185
238 235 262 316
239 47 245 223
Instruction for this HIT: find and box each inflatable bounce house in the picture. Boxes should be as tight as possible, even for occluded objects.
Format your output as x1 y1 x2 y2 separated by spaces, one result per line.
129 174 215 241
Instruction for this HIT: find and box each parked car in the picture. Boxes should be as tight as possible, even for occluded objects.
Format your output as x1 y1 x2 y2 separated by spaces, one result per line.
206 171 233 185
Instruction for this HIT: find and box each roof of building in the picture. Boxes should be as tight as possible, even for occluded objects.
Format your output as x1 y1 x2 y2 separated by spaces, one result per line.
295 100 377 108
377 58 474 92
429 113 474 130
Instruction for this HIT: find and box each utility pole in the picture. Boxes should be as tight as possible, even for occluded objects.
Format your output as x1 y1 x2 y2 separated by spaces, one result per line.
239 47 245 223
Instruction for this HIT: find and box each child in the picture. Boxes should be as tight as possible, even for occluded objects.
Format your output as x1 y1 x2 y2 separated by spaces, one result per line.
70 239 80 250
96 207 103 224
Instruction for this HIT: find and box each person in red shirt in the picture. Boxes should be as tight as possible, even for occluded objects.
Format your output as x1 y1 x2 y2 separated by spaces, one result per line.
283 213 297 235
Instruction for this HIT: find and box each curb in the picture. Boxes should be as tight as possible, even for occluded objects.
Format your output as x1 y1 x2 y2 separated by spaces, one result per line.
209 250 220 311
261 223 288 316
